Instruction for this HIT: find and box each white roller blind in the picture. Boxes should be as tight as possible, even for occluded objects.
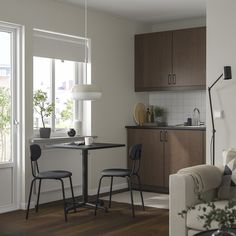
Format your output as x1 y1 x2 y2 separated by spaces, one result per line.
33 29 87 62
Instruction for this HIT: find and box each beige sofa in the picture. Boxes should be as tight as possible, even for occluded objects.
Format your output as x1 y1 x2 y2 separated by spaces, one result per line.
169 149 236 236
169 148 236 236
169 164 224 236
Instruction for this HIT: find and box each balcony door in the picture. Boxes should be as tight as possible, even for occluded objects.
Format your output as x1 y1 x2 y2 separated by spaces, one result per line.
0 23 22 213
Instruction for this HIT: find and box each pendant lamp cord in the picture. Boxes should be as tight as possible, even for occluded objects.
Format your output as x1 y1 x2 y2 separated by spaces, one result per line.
84 0 88 84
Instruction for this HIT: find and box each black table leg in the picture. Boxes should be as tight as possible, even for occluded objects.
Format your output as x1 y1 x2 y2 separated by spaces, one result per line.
82 149 88 203
66 148 107 213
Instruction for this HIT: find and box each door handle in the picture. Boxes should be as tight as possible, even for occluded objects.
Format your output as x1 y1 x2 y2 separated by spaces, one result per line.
14 120 20 125
173 74 176 85
164 131 168 142
160 130 163 142
168 74 172 85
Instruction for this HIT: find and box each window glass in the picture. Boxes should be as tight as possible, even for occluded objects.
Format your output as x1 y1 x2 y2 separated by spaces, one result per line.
33 57 51 128
55 59 75 129
0 31 12 162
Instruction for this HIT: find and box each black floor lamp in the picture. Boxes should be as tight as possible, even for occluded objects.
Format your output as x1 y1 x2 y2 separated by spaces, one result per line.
208 66 232 165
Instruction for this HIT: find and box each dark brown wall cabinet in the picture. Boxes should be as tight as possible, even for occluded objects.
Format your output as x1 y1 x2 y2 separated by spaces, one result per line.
135 27 206 91
127 128 205 192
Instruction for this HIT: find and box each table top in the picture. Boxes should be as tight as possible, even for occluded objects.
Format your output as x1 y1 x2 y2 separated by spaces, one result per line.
49 142 125 151
195 228 236 235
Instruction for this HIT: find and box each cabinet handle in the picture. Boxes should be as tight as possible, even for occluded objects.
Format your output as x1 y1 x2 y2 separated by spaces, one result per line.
160 131 163 142
173 74 176 84
165 131 168 142
168 74 172 85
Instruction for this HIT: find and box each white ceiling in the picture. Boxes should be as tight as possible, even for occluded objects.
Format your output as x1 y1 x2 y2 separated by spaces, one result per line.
58 0 206 24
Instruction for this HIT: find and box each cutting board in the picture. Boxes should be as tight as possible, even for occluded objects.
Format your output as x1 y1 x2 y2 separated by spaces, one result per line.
133 103 146 125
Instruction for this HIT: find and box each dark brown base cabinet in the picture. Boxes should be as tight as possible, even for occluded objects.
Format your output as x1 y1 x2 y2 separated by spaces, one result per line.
127 128 205 192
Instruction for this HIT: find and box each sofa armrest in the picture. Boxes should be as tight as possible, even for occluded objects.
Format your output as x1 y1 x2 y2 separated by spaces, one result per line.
169 173 198 236
177 164 223 193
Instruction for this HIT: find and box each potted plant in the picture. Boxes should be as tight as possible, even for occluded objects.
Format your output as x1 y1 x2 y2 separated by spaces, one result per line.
154 106 165 124
179 198 236 236
33 89 54 138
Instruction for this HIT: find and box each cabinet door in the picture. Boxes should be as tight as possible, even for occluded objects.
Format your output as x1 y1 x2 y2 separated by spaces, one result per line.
164 130 205 187
135 32 172 91
172 27 206 88
127 129 164 187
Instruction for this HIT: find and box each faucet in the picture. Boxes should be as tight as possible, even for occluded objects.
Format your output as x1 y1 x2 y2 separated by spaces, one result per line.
193 108 200 126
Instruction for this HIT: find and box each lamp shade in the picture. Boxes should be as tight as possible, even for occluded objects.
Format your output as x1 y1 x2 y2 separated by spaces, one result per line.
223 66 232 80
71 84 102 100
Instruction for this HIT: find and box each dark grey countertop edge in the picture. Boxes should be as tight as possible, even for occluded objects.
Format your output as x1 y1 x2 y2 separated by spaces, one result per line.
125 125 206 131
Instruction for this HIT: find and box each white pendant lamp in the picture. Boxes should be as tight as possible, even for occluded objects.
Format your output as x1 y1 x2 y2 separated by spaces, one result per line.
71 0 102 101
72 84 101 100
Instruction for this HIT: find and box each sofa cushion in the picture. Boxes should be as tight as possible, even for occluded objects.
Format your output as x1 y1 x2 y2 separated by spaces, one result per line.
218 149 236 200
223 148 236 185
186 200 229 231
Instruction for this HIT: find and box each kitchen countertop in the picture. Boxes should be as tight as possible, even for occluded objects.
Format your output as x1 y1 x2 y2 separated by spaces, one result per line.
125 125 206 131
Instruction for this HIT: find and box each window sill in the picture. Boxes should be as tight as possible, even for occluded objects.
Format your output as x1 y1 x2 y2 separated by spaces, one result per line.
30 135 97 149
30 136 85 145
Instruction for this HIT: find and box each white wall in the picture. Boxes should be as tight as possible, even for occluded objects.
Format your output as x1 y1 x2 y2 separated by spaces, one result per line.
207 0 236 165
0 0 149 207
152 17 206 32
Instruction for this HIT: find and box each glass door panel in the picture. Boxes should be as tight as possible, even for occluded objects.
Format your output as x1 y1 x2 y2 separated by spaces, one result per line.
0 31 12 163
55 59 75 129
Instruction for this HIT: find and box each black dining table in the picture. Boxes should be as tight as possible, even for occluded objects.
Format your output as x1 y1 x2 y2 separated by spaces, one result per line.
49 142 125 212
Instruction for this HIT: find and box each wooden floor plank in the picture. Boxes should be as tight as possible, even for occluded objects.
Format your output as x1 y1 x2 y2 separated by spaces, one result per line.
0 201 169 236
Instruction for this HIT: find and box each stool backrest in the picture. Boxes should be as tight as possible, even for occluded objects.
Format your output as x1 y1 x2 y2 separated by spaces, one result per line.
30 144 41 177
129 144 142 175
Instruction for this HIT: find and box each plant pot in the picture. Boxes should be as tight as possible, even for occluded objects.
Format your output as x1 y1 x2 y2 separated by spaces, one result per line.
39 128 51 138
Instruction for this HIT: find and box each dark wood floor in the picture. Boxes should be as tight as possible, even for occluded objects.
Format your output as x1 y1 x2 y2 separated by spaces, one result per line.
0 201 169 236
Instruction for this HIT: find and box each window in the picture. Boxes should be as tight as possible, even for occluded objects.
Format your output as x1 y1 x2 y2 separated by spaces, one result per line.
33 29 90 135
33 57 84 133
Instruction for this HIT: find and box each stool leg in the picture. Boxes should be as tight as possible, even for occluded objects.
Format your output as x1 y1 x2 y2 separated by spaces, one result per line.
59 179 68 222
69 176 76 213
137 174 145 211
35 179 42 213
26 179 36 220
95 176 103 216
127 177 135 218
109 177 113 208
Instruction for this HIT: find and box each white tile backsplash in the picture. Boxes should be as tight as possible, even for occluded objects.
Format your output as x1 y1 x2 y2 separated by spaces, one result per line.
149 90 206 125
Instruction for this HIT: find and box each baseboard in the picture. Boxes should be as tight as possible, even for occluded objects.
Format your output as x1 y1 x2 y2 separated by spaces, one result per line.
0 204 19 214
20 185 82 210
20 201 35 210
20 182 128 210
89 182 128 196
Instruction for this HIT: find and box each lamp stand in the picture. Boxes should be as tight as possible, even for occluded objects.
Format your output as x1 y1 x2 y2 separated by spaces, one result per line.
208 73 223 165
